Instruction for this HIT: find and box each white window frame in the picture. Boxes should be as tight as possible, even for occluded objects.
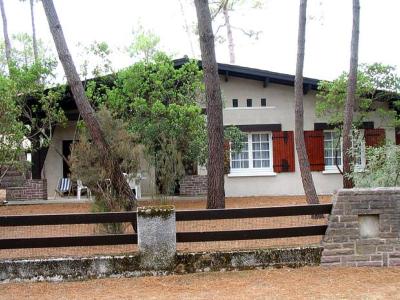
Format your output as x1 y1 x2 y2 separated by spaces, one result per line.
229 132 275 177
323 130 365 173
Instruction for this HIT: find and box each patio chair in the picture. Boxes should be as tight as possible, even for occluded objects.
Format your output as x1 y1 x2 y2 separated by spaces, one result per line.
77 179 91 201
123 173 141 200
54 177 72 199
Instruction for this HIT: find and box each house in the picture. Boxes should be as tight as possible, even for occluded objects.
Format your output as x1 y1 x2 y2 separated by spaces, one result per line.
175 58 399 197
6 59 399 200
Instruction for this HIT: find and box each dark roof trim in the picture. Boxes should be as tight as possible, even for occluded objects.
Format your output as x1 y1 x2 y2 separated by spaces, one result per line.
174 58 320 90
225 124 282 132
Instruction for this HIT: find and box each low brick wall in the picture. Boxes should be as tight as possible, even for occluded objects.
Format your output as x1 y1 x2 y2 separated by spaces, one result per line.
0 246 322 282
180 175 207 196
6 179 47 201
321 188 400 267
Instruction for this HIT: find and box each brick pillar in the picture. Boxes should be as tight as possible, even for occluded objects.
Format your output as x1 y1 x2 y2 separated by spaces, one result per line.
321 188 400 267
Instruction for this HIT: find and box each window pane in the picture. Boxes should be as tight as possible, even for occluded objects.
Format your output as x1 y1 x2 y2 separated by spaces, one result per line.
252 134 260 142
261 142 269 150
262 160 269 168
253 160 261 168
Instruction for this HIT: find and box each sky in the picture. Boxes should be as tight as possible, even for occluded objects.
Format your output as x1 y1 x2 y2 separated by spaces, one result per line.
2 0 400 81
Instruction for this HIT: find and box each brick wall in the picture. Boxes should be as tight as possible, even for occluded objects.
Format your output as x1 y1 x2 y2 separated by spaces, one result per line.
6 179 48 201
321 188 400 267
180 175 207 196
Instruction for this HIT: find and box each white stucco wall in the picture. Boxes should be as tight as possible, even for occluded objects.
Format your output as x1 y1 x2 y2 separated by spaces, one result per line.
43 122 156 199
218 76 396 197
43 75 396 198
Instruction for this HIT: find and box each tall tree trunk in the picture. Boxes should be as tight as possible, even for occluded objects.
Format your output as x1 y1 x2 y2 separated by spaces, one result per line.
41 0 136 210
294 0 319 205
342 0 360 189
0 0 12 70
194 0 225 209
222 1 235 64
30 0 38 62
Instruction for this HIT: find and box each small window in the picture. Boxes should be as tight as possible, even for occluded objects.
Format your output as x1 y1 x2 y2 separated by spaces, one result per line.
261 98 267 107
247 99 252 107
232 99 238 107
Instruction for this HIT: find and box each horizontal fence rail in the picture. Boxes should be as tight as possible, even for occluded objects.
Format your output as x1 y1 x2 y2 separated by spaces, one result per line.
175 204 332 221
0 234 138 250
0 211 137 226
177 225 328 242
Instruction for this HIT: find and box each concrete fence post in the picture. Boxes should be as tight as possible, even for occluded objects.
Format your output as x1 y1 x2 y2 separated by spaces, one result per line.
137 205 176 270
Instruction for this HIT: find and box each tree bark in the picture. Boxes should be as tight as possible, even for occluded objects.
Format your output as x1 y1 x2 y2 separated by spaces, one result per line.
342 0 360 189
0 0 12 70
222 1 235 64
41 0 136 210
30 0 39 62
294 0 320 205
194 0 225 209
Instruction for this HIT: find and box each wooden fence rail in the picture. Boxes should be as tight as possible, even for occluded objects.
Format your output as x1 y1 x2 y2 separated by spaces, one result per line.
175 204 332 221
0 204 332 250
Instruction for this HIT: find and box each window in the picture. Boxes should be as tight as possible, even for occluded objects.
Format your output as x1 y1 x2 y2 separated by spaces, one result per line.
323 130 365 171
324 131 342 169
232 99 238 107
246 99 252 107
231 136 249 169
261 98 267 107
231 132 273 175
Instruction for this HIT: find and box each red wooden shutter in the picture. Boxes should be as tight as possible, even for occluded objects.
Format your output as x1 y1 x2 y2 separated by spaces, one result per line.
304 130 325 171
396 130 400 145
364 128 385 147
272 131 295 173
223 139 230 174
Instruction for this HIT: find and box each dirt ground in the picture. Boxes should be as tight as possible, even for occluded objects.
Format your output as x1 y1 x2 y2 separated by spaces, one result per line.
0 194 332 259
1 267 400 299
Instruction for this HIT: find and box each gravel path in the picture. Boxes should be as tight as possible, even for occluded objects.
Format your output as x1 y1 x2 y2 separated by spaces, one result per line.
1 267 400 299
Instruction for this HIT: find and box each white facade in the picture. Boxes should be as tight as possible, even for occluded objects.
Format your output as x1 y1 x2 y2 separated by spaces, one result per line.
218 76 396 197
42 69 397 198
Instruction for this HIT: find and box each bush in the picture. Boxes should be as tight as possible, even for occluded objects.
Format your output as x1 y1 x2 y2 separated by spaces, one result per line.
349 144 400 187
69 107 140 216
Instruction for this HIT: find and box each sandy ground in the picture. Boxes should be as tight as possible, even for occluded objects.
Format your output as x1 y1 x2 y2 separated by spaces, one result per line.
1 267 400 299
0 195 332 259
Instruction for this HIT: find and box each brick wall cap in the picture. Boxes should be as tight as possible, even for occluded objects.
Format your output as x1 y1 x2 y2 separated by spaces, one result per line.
336 187 400 196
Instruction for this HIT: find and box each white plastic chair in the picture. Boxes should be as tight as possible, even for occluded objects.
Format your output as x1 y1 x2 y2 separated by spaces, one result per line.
77 179 91 200
123 173 141 200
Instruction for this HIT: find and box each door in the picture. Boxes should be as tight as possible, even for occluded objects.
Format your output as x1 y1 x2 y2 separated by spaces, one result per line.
62 140 73 178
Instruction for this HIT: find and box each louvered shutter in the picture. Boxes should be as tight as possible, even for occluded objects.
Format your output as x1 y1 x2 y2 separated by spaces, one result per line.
364 128 385 147
272 131 295 173
304 130 325 171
